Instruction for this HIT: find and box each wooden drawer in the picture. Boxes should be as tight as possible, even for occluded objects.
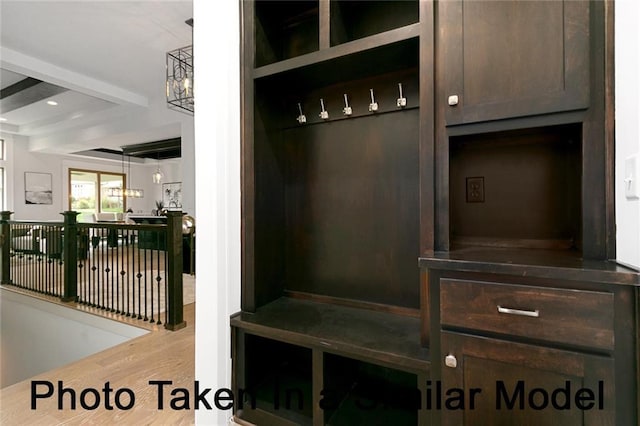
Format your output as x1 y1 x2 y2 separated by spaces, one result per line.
440 279 614 350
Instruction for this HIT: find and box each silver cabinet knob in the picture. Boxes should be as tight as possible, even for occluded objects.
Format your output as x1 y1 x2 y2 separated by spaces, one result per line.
448 95 459 106
445 354 457 368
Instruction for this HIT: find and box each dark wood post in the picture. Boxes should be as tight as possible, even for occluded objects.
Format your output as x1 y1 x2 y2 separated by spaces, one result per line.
165 211 186 330
1 211 13 285
61 211 79 302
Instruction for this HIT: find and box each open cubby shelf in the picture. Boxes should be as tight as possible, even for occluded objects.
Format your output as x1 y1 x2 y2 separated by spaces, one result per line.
242 334 313 425
255 0 320 67
324 354 419 426
254 0 420 71
331 0 419 47
449 123 582 253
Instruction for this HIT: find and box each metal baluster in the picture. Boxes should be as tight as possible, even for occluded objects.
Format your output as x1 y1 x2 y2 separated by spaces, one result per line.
137 235 142 319
101 227 107 310
164 248 168 325
116 228 121 313
143 245 148 321
124 228 130 316
150 244 155 323
137 228 141 318
110 227 115 312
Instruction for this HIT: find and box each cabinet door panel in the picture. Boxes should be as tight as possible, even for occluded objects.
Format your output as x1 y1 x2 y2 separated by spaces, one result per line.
440 332 614 426
441 0 590 125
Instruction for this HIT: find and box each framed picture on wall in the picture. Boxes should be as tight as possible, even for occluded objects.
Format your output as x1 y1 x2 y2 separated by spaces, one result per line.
24 172 53 205
162 182 182 210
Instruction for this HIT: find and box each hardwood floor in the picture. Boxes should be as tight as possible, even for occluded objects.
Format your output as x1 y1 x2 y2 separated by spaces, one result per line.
0 303 196 425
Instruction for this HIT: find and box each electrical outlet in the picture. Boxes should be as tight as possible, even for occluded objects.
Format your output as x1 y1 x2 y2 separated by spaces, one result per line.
466 177 485 203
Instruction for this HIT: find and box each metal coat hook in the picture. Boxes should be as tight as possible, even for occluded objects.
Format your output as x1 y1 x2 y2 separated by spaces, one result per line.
296 103 306 124
319 98 329 120
343 94 352 116
368 89 379 112
397 83 407 108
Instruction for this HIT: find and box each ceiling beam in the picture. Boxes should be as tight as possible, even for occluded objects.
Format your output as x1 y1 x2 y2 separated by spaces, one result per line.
0 78 69 113
1 46 148 107
0 122 19 134
0 77 41 99
122 137 181 159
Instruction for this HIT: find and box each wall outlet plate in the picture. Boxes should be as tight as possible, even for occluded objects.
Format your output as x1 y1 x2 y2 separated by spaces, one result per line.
466 177 485 203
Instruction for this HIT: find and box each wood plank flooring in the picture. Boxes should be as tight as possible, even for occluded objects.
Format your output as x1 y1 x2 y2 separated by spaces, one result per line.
0 303 196 425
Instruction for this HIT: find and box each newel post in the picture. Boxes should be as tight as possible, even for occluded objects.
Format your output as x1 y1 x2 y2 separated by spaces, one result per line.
61 211 79 302
166 211 186 330
1 211 13 285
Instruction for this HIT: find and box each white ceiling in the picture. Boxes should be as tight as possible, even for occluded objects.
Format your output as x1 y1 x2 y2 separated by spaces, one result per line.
1 69 117 128
0 0 193 154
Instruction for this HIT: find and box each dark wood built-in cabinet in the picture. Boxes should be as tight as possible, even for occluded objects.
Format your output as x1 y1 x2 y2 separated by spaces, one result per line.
439 0 590 126
425 1 638 424
422 257 639 426
233 1 639 425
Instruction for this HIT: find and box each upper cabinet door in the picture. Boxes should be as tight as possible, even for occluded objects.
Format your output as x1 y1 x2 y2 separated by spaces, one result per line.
440 0 590 125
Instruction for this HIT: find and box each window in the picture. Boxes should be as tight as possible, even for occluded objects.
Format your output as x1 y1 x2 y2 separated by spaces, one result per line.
69 169 126 221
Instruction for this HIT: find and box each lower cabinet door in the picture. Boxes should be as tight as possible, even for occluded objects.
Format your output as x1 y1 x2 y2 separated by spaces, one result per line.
440 331 614 426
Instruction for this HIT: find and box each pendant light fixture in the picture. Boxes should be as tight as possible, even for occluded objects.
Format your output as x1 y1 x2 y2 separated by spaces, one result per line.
152 166 163 184
152 155 163 184
166 19 193 114
107 150 144 198
125 153 144 198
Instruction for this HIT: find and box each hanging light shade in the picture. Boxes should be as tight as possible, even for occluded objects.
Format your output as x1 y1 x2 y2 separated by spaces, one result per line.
166 19 193 114
166 45 193 114
152 166 163 184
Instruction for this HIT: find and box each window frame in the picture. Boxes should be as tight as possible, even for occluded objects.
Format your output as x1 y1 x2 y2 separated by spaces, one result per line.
68 168 127 214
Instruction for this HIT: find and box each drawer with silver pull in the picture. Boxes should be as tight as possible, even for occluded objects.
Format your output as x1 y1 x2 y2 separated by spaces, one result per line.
440 278 614 350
